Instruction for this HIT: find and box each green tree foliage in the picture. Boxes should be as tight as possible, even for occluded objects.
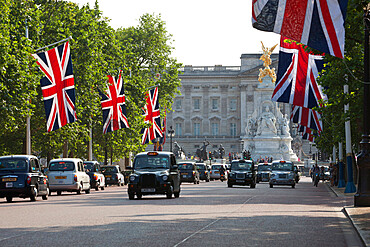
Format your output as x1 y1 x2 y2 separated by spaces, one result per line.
315 0 366 155
0 1 181 163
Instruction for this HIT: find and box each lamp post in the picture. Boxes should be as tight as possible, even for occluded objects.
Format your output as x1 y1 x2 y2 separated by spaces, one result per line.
355 4 370 206
168 126 175 152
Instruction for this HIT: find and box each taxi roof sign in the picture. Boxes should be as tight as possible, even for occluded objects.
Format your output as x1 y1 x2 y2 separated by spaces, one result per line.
147 152 158 156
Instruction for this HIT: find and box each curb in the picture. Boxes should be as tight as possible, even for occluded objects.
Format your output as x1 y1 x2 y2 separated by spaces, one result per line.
342 207 369 247
325 182 339 197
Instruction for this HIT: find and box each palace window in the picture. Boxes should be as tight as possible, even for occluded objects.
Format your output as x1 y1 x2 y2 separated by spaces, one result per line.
211 98 218 110
193 123 200 136
175 99 182 110
230 99 237 111
230 123 237 136
211 123 219 136
193 98 200 110
175 123 182 136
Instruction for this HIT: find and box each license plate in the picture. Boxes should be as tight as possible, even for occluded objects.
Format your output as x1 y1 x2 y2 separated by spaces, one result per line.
215 171 219 174
141 188 155 193
105 175 112 178
236 180 244 183
2 177 17 182
55 176 66 179
182 175 187 178
106 177 110 180
5 182 13 188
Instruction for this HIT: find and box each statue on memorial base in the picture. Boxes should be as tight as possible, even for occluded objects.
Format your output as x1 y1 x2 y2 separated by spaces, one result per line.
257 105 277 136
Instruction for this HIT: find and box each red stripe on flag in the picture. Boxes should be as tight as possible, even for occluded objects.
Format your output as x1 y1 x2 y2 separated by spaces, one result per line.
280 0 308 41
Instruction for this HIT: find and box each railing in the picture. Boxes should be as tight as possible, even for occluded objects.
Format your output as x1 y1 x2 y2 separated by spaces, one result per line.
179 65 241 73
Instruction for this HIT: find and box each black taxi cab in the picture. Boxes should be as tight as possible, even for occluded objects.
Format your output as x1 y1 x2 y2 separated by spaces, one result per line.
227 159 256 188
127 151 180 200
0 155 49 202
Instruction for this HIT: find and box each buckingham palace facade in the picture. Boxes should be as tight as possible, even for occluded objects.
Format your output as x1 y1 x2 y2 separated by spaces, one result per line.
160 53 301 157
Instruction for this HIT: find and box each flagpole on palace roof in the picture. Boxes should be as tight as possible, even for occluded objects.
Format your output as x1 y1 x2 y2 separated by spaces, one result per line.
35 36 73 52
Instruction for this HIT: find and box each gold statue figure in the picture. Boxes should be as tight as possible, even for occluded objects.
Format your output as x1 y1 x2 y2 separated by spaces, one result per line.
258 41 278 83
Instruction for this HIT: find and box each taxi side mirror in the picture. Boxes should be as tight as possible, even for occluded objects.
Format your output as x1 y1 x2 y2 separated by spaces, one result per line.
126 166 133 170
171 165 178 170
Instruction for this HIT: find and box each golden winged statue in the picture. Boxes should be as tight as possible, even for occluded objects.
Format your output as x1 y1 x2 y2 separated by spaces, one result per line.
258 41 278 83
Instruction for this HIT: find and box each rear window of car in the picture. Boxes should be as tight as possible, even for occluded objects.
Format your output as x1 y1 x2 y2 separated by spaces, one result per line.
271 162 293 171
49 162 75 171
231 162 252 171
84 163 96 172
258 165 271 171
0 158 28 172
102 167 118 173
211 165 222 170
178 164 194 170
196 164 206 170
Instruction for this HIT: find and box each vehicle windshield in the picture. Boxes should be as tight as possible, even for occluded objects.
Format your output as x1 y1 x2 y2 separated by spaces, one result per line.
196 164 206 170
271 162 293 171
134 155 170 169
83 163 96 172
211 165 222 170
0 158 28 172
49 161 74 171
258 165 271 171
178 164 194 170
102 166 118 173
231 162 252 171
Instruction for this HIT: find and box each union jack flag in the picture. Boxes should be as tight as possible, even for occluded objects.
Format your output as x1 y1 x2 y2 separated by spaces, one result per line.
298 125 317 142
291 105 323 133
141 87 162 145
272 37 326 109
100 72 129 134
252 0 348 58
32 41 76 132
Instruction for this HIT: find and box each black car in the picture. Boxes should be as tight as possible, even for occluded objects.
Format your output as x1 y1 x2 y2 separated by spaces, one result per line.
0 155 49 202
102 165 124 186
178 162 200 184
127 151 181 199
227 160 256 188
196 163 210 182
257 163 271 183
83 161 106 191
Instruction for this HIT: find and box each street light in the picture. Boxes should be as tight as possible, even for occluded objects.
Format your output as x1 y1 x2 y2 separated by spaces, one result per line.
168 126 175 152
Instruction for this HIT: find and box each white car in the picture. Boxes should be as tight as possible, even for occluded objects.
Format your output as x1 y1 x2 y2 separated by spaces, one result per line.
47 158 91 195
269 160 295 188
210 164 228 180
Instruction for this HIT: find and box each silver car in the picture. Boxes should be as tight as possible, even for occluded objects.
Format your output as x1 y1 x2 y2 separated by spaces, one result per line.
47 158 91 195
210 164 227 180
269 160 295 188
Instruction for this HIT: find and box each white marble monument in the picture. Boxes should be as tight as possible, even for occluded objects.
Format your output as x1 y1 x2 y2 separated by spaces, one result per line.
242 43 298 161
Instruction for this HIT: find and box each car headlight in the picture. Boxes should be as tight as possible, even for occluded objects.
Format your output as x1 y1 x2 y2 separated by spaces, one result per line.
271 173 276 178
129 175 136 182
162 175 168 181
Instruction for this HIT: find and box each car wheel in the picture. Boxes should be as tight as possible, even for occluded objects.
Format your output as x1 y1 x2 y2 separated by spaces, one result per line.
57 191 62 196
292 184 295 188
206 178 209 182
42 187 49 200
85 188 91 194
136 193 142 199
101 186 105 190
128 193 135 200
95 182 100 191
6 196 12 203
256 180 260 183
270 184 273 188
197 179 200 184
30 186 38 201
228 183 232 188
250 183 256 189
166 186 173 199
174 190 180 198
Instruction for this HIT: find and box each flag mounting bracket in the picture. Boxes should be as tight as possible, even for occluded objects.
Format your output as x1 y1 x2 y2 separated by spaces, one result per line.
35 36 73 53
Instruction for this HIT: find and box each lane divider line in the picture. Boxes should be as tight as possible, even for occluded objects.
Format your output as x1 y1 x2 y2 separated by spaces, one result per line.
173 195 257 247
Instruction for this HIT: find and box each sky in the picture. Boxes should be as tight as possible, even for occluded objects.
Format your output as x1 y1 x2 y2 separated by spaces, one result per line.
72 0 280 66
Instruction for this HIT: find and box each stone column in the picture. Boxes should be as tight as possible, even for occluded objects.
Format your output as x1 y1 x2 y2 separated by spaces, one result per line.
183 85 192 134
202 85 210 135
239 84 248 136
220 85 229 135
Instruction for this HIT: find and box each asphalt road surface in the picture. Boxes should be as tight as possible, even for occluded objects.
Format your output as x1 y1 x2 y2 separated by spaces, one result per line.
0 177 363 247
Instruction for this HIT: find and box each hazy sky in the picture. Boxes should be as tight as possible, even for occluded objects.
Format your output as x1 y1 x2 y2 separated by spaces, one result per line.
72 0 280 66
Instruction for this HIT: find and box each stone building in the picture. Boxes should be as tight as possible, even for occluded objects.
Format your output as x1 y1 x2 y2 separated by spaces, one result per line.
160 53 302 158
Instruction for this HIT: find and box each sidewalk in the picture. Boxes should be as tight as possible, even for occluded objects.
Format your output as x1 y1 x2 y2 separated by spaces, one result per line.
327 183 370 247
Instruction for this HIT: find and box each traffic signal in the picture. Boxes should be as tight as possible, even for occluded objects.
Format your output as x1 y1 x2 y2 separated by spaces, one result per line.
247 150 251 160
243 150 247 159
209 151 212 160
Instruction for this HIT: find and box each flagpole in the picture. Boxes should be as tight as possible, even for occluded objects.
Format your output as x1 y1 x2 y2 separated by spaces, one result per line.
25 19 31 155
35 36 73 52
355 4 370 206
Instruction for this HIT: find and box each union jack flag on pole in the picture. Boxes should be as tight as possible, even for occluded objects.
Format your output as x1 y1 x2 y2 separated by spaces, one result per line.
252 0 349 58
32 41 77 132
291 105 323 133
298 125 317 142
272 37 326 109
100 72 130 134
141 87 162 145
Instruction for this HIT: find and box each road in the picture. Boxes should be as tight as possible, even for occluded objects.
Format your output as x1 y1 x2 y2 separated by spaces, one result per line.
0 177 363 247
